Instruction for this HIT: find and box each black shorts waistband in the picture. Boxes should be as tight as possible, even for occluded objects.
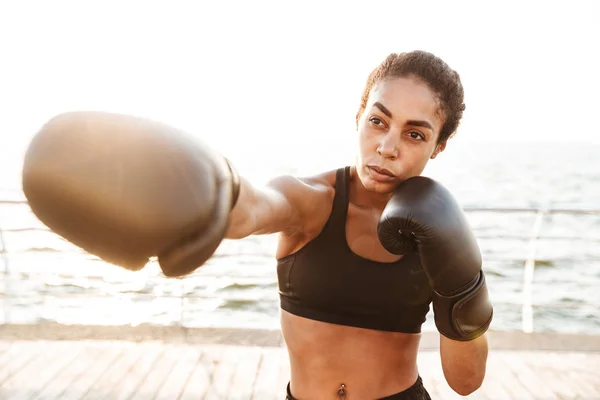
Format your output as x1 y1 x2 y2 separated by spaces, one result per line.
285 376 431 400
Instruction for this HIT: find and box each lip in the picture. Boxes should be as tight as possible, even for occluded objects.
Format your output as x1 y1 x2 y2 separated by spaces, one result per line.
367 165 395 182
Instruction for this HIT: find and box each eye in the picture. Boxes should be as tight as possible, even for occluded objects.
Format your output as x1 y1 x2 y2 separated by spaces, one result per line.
369 117 385 127
408 131 425 141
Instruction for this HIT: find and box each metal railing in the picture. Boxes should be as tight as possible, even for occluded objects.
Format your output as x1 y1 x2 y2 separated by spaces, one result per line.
464 206 600 332
0 212 10 324
1 199 600 333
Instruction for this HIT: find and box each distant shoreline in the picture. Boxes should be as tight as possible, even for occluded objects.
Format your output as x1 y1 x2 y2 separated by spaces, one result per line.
1 323 599 352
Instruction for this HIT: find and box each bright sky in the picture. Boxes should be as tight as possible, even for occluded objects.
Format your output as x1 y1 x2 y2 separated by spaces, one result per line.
1 0 599 186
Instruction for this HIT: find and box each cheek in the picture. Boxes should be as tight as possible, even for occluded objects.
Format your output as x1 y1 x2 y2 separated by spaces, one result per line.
406 147 434 171
359 125 379 146
357 127 371 152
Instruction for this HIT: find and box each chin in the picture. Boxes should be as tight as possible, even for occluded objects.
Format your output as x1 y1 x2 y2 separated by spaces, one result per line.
358 171 397 194
365 181 396 194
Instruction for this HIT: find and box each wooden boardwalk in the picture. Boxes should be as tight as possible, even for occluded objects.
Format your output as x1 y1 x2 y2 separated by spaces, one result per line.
0 326 599 399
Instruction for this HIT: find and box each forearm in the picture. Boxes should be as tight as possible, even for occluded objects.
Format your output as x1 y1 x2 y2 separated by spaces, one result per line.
224 175 299 239
225 176 260 239
439 333 488 395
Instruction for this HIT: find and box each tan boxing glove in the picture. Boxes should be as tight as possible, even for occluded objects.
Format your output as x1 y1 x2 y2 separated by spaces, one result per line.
22 111 240 277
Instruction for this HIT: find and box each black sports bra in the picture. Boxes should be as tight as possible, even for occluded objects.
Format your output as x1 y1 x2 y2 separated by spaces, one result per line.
276 166 432 333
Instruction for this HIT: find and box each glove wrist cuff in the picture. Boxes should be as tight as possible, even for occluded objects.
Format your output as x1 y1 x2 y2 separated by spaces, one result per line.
433 271 493 341
224 158 241 209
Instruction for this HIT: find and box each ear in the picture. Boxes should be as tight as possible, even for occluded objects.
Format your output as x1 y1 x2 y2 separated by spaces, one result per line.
430 140 447 159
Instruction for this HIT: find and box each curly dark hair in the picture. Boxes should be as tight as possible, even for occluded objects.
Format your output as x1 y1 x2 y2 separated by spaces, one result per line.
356 50 466 144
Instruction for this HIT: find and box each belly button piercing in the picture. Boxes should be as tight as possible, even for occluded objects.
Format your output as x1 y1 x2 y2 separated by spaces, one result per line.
338 383 346 398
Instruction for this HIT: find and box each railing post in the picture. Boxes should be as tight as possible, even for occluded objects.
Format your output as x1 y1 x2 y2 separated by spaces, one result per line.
522 209 546 333
180 278 186 328
0 222 9 324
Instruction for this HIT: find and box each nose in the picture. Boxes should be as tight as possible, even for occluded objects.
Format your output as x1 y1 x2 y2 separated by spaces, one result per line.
376 132 398 160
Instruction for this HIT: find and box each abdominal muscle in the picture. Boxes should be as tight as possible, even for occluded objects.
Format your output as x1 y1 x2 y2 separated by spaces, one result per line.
281 310 421 400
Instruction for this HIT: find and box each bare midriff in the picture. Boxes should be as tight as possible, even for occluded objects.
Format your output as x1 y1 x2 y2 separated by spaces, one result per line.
281 310 422 400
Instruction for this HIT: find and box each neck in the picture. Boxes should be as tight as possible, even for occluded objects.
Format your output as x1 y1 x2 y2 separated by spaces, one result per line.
348 166 393 211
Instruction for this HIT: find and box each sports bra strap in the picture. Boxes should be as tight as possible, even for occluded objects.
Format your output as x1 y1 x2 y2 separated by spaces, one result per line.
324 166 351 238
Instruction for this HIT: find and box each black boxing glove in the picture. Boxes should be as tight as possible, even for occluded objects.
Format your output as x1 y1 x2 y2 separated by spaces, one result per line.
22 111 240 277
377 176 493 341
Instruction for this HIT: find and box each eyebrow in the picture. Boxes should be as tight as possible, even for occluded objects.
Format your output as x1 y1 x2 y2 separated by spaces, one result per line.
372 101 434 131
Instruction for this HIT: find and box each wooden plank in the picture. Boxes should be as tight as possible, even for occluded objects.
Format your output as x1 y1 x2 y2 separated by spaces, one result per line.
519 351 583 399
0 341 78 399
472 352 512 400
489 351 536 399
204 345 244 400
502 351 559 399
0 341 12 357
62 343 123 399
573 352 600 393
128 344 189 400
178 345 224 400
556 352 600 398
79 342 151 400
32 343 102 400
20 343 83 399
251 347 283 400
228 346 262 400
531 352 593 398
1 339 599 400
585 353 600 394
110 342 164 400
153 345 203 400
496 351 541 399
35 342 123 400
276 347 290 397
0 341 42 385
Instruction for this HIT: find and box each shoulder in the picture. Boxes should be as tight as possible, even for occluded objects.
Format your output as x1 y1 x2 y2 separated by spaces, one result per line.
267 168 340 235
266 168 337 200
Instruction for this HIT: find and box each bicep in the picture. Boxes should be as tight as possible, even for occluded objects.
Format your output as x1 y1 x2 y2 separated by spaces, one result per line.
250 176 301 236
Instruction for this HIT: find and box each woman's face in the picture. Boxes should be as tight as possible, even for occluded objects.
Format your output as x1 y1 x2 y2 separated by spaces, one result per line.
356 76 446 194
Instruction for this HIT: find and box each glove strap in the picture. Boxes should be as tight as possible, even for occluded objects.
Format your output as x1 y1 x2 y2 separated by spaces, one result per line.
433 270 493 341
224 158 241 209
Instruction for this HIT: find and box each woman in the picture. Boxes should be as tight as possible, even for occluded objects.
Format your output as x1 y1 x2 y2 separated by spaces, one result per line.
22 50 491 400
225 51 491 399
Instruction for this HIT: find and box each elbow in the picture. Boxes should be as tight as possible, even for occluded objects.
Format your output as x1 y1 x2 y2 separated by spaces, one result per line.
443 362 486 396
450 380 483 396
447 373 485 396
